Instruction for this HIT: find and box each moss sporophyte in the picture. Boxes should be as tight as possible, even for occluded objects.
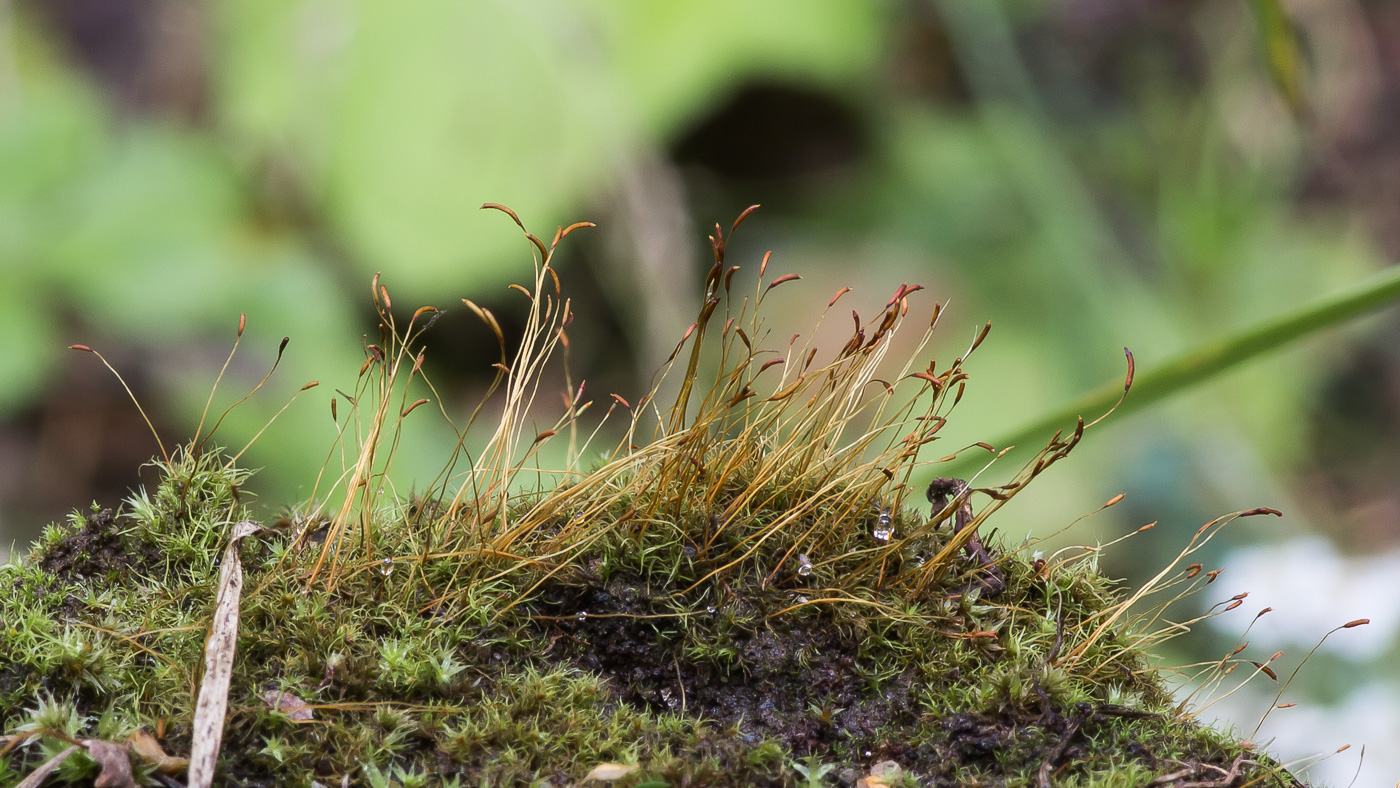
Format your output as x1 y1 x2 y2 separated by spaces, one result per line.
0 205 1332 787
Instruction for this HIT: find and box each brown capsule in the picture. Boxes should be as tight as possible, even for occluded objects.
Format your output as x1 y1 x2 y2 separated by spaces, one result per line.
559 221 596 240
402 399 430 417
301 381 319 391
1343 618 1370 628
765 273 801 292
731 204 760 234
481 202 524 228
767 377 805 401
1251 662 1278 680
969 322 992 352
610 393 631 408
829 287 852 307
238 313 246 337
759 250 771 277
1123 347 1135 391
69 344 94 352
1105 494 1125 507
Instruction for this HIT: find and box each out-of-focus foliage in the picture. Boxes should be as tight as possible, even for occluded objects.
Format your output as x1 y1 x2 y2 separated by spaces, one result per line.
4 2 1400 781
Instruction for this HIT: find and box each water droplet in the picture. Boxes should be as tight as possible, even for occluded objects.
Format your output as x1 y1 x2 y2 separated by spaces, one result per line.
706 606 717 614
576 611 587 621
212 557 221 567
381 557 394 576
797 554 813 576
873 526 892 542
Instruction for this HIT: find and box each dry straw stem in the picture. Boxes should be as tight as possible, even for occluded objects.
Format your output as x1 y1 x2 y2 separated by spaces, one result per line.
188 520 264 788
14 745 77 788
288 203 1147 623
1057 507 1281 677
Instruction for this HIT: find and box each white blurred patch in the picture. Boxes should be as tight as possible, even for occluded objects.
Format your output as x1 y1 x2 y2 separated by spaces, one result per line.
1208 536 1400 659
1194 536 1400 788
1202 683 1396 788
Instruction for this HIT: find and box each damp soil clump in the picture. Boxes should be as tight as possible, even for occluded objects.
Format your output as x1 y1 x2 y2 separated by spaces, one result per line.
520 554 1293 788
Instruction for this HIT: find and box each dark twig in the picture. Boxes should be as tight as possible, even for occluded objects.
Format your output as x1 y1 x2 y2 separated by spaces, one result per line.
928 477 1006 595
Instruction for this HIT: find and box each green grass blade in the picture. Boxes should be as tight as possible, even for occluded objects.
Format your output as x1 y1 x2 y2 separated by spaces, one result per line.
956 264 1400 474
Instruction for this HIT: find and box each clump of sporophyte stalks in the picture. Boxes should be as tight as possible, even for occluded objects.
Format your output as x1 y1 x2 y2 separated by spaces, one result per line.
0 206 1341 787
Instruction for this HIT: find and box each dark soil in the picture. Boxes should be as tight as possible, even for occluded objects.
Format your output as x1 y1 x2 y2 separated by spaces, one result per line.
522 568 1283 788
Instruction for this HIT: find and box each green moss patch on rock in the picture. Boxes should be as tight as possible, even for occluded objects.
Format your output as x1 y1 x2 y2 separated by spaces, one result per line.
0 216 1309 787
1 448 1301 787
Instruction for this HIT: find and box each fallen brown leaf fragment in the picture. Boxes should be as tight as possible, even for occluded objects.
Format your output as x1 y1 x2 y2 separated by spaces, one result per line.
262 690 315 721
127 728 189 774
87 740 136 788
857 760 903 788
580 762 638 783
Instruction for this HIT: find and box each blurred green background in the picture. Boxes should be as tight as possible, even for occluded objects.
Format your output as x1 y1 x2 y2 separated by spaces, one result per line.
3 0 1399 784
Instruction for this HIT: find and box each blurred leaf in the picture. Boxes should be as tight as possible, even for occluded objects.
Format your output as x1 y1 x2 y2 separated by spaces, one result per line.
216 0 624 299
215 0 890 300
961 262 1400 476
48 126 251 338
0 294 59 412
1248 0 1308 119
0 20 112 411
592 0 888 136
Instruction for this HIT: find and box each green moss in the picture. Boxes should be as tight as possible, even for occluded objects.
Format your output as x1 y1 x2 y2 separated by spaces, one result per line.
0 216 1306 786
0 445 1298 787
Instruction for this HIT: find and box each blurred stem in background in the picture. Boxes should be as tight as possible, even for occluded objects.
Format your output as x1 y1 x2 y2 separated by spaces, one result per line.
952 262 1400 479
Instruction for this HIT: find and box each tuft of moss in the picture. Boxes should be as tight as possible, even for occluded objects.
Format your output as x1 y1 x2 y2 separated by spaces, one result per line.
1 211 1306 787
